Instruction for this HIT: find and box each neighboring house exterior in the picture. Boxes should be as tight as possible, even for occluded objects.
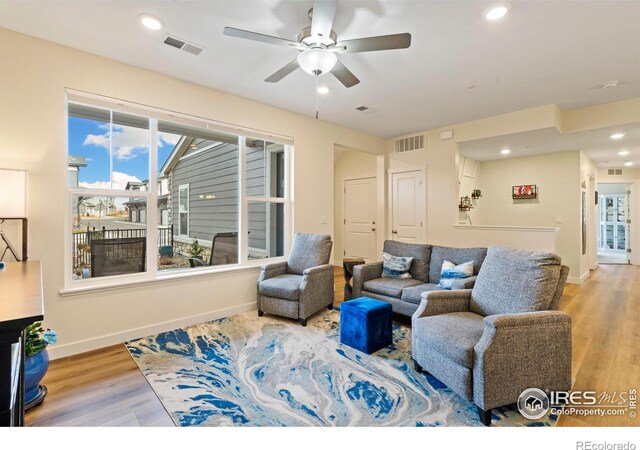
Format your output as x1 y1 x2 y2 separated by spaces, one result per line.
77 198 116 216
68 155 87 188
124 179 170 225
160 134 285 259
124 181 147 223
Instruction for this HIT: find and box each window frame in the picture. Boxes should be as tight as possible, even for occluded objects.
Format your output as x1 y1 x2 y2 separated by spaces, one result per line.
62 91 294 294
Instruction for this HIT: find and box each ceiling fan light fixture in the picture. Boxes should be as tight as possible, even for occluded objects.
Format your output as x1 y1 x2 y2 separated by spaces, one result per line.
297 49 337 76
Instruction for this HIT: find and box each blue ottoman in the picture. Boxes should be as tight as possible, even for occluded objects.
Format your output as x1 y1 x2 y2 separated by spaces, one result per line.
340 297 393 354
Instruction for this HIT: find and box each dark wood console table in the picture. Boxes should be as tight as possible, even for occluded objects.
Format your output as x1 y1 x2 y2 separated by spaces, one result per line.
0 261 43 426
343 257 365 301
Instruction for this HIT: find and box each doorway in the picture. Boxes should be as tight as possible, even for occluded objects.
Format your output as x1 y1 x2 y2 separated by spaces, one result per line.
343 177 377 261
597 183 630 264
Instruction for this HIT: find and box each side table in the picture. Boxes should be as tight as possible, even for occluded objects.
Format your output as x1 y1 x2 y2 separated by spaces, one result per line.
343 257 365 301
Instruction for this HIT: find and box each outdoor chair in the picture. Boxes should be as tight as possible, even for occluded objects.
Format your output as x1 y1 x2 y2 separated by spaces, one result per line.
188 232 238 267
257 232 333 326
90 237 146 278
411 245 571 426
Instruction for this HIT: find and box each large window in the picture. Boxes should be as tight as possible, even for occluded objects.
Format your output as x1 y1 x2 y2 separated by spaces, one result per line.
66 93 292 288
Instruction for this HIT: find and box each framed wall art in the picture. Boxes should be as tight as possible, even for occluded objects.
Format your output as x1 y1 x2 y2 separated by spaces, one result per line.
512 184 537 199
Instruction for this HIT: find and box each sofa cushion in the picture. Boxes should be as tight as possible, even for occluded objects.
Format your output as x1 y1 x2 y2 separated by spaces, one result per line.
413 312 485 369
383 241 432 282
382 252 413 279
438 260 474 289
400 283 442 305
258 274 303 301
363 277 423 298
287 233 332 275
429 246 487 284
470 245 561 316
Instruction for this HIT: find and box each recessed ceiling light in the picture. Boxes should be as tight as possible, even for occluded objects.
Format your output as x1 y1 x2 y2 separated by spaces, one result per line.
611 133 625 140
317 86 330 95
624 161 633 167
140 14 163 31
601 80 619 89
618 150 630 156
500 149 511 155
484 6 509 21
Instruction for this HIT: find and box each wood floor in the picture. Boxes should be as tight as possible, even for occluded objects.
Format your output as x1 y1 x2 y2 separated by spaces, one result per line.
26 264 639 427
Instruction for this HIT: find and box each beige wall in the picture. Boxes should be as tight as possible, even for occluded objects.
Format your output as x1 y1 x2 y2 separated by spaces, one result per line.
386 99 640 282
472 151 582 279
0 28 386 357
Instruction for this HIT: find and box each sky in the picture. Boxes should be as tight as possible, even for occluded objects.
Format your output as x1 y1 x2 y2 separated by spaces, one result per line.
68 116 180 190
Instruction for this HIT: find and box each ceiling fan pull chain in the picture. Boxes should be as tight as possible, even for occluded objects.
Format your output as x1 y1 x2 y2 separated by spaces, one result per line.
315 74 319 119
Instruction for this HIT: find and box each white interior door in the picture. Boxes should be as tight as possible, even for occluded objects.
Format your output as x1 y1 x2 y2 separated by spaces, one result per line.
391 171 425 243
344 178 377 261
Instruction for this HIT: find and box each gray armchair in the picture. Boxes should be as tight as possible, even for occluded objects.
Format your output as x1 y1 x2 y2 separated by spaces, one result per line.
257 233 334 326
411 245 571 425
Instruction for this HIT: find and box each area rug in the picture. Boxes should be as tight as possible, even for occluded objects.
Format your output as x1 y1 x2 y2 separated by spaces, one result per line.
126 310 558 427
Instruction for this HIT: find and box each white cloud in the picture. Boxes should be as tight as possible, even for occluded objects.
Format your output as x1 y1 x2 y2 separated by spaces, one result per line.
83 125 152 161
159 132 181 147
79 171 141 191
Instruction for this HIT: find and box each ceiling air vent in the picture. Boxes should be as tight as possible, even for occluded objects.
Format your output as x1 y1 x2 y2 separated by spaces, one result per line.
607 169 623 175
163 35 205 56
355 105 369 112
394 133 426 153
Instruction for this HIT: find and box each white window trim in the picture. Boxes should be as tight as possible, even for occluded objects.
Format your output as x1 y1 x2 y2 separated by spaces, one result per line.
63 91 293 293
178 183 190 237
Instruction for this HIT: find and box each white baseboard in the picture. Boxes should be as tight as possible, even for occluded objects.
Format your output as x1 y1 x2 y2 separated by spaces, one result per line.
48 301 257 360
591 262 599 270
566 271 590 285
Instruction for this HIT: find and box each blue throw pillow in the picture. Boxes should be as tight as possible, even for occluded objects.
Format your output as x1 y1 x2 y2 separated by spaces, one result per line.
381 252 413 279
438 260 474 289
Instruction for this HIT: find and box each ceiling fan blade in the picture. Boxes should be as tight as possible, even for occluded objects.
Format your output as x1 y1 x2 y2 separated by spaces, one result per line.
337 33 412 53
265 59 300 83
331 60 360 88
224 27 302 49
311 0 338 39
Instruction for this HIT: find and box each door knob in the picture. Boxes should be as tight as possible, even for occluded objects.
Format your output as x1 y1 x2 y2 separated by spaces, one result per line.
392 230 398 234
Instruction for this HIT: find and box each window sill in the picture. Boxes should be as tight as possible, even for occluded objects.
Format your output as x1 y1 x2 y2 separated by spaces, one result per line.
59 257 287 297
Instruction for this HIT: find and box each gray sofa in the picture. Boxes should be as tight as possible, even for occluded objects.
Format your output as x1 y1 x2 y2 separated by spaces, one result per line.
352 240 487 316
411 245 571 425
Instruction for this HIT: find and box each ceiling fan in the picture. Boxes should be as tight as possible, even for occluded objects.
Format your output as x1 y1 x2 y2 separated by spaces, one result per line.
223 0 412 88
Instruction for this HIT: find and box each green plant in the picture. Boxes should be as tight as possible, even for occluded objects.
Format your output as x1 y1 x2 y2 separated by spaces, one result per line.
189 239 204 258
25 322 58 357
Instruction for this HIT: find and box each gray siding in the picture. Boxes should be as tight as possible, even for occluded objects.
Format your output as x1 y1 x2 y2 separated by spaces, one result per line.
170 142 268 252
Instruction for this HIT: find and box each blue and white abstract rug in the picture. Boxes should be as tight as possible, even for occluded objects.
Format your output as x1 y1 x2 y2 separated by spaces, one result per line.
126 310 558 427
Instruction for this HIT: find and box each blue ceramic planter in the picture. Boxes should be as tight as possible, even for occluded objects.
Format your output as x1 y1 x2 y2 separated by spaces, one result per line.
24 349 49 407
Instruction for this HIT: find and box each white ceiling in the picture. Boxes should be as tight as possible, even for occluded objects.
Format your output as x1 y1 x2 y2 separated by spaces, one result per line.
459 122 640 168
1 1 639 138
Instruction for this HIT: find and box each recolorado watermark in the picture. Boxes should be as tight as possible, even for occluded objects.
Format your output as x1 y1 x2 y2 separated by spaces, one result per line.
576 443 636 450
517 387 637 420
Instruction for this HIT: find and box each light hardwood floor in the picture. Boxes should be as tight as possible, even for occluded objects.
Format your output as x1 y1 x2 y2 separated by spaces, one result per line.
26 264 639 427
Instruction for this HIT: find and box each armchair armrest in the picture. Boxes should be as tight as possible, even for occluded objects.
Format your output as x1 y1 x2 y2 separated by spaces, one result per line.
449 275 478 290
412 289 472 321
473 311 572 410
299 264 335 318
257 261 288 283
352 262 383 298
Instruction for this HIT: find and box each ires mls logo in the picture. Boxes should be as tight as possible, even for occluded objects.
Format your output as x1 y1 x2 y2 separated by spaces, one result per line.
517 388 550 420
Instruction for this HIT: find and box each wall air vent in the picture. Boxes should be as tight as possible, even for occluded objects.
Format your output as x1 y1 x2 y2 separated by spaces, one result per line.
394 133 426 153
607 169 623 175
163 35 205 56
